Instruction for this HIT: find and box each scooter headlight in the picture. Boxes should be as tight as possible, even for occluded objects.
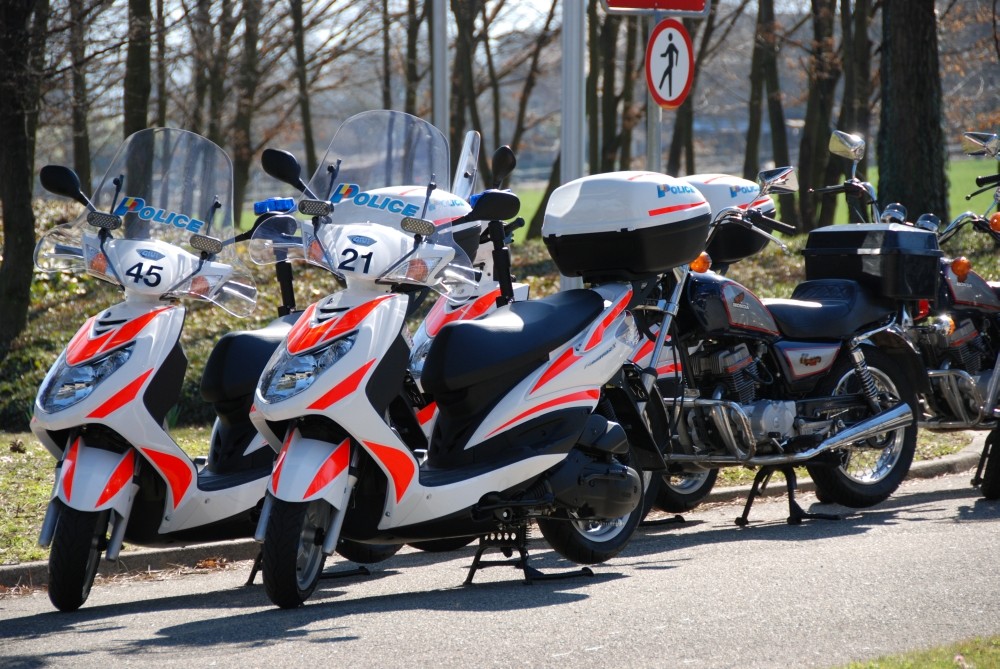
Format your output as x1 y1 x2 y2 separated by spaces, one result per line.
260 334 357 403
408 338 434 382
39 345 134 412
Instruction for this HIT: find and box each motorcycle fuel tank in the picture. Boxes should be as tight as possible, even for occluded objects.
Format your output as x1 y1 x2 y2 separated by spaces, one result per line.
942 263 1000 312
687 271 779 337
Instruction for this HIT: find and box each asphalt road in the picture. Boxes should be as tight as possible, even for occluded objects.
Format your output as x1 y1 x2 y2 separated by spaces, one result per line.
2 470 998 669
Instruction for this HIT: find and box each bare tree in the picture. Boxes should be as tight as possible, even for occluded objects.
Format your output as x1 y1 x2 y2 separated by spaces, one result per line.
231 0 261 225
124 0 152 136
69 0 93 190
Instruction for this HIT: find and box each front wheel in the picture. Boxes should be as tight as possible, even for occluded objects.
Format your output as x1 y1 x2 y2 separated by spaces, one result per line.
262 499 330 608
536 450 644 564
654 468 719 513
805 347 917 508
47 504 110 612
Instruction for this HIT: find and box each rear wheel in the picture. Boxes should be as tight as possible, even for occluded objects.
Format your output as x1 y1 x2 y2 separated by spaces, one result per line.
336 539 402 563
48 504 109 612
536 448 644 564
262 499 329 608
805 348 916 508
654 468 718 513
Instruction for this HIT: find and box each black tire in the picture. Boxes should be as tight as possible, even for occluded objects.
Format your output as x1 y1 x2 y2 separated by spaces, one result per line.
981 440 1000 500
654 468 719 513
262 499 330 608
536 448 644 564
48 504 109 612
336 539 402 563
805 347 917 508
408 537 477 552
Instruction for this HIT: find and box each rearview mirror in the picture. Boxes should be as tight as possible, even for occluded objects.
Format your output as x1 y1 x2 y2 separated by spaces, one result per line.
829 131 866 179
758 167 798 196
490 145 516 189
261 148 307 192
962 132 1000 158
40 165 90 207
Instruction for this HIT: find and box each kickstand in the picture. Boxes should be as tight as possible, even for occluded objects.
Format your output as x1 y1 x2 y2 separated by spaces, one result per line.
464 523 594 585
243 549 371 585
736 466 841 526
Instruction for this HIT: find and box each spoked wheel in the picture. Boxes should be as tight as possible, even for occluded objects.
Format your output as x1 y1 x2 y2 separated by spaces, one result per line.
654 468 719 513
805 348 917 508
262 499 330 608
536 448 644 564
408 537 477 552
336 539 402 563
48 504 110 612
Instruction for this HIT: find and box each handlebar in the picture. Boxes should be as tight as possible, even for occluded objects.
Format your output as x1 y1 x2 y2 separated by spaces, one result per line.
748 210 798 236
975 172 1000 188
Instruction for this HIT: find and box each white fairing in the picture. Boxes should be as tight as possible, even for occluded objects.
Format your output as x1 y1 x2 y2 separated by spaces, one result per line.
681 174 776 217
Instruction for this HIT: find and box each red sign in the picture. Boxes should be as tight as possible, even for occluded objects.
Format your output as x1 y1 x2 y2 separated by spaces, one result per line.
603 0 709 16
645 18 694 109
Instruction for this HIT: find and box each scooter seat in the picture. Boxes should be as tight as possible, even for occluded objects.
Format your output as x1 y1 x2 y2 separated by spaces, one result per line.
421 289 606 393
201 313 300 403
763 279 893 340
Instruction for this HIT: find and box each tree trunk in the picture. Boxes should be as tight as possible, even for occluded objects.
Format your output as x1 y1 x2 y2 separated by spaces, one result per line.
155 0 167 127
743 5 766 180
797 0 840 231
667 16 710 176
762 0 796 227
0 0 47 362
124 0 152 137
509 0 558 158
231 0 260 227
527 152 560 239
877 0 947 219
290 0 316 174
586 0 600 173
69 0 92 192
619 16 639 170
206 0 236 146
403 0 421 116
599 15 621 173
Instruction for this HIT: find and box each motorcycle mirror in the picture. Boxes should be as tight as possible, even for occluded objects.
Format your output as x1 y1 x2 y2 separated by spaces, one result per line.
40 165 90 207
401 216 436 237
829 131 866 179
490 145 516 189
962 132 1000 158
758 167 798 196
261 148 307 192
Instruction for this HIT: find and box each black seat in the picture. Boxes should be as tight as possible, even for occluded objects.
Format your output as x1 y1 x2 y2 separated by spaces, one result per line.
201 314 299 403
763 279 893 340
421 289 605 394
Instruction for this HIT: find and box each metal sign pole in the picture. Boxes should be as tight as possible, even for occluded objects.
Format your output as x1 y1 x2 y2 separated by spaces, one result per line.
646 16 663 173
559 0 586 291
431 0 449 138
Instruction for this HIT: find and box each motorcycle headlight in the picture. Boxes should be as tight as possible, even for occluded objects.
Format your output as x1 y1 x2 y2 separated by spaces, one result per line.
259 334 357 403
40 345 134 412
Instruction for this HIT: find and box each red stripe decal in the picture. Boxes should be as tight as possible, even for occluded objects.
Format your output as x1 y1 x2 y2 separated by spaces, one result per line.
307 359 377 410
67 308 171 366
634 339 655 363
584 289 632 351
531 347 581 394
364 441 416 503
271 431 294 492
416 402 438 427
287 297 392 355
87 368 154 419
425 289 500 337
488 389 600 438
647 201 703 217
304 438 350 499
96 450 135 507
61 438 81 501
138 447 193 509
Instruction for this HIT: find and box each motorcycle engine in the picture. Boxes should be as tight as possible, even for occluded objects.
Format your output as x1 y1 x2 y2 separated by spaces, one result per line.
689 343 758 404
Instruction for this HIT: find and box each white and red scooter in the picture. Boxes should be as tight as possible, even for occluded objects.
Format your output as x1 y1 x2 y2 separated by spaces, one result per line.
31 128 294 611
246 110 660 608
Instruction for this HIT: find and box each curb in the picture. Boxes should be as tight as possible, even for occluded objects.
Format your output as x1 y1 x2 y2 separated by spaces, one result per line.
0 435 986 590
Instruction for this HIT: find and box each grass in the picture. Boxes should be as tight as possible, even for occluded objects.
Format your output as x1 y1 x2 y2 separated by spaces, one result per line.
837 635 1000 668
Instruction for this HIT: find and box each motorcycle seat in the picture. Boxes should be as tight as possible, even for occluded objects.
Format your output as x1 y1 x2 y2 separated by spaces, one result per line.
201 313 301 403
421 289 606 393
763 279 892 340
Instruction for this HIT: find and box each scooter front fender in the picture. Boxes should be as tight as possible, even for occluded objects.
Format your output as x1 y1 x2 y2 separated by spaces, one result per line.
268 429 352 506
53 437 137 517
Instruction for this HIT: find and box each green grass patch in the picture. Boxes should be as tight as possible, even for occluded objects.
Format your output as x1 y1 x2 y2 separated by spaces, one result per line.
838 635 1000 668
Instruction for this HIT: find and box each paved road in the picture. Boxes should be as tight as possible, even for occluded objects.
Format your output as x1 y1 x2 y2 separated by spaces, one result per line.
2 470 998 669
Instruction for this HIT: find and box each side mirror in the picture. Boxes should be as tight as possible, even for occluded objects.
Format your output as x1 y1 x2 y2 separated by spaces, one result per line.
758 166 798 196
962 132 1000 158
490 145 516 189
40 165 90 207
829 130 866 179
261 148 307 192
463 189 520 222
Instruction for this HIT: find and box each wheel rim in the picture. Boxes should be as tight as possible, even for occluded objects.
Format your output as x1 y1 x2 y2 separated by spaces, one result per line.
666 470 711 494
830 366 907 485
296 501 330 591
569 514 628 543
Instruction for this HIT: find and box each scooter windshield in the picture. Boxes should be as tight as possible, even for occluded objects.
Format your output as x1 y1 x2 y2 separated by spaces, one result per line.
34 128 256 317
251 111 477 300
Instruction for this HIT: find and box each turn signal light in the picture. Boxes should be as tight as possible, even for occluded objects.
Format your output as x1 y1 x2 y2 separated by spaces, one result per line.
189 276 211 296
308 240 325 264
915 299 931 321
88 252 108 274
690 252 712 273
951 256 972 282
990 212 1000 233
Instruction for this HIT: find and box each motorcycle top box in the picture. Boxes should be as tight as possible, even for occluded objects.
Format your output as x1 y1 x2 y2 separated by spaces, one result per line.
802 223 943 300
682 173 777 265
542 171 711 282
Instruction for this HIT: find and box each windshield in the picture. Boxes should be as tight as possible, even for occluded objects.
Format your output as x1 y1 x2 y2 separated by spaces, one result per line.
250 111 477 301
34 128 256 317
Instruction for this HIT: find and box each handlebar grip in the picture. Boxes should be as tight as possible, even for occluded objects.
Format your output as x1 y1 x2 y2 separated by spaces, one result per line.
810 184 845 195
748 209 797 235
975 172 1000 188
